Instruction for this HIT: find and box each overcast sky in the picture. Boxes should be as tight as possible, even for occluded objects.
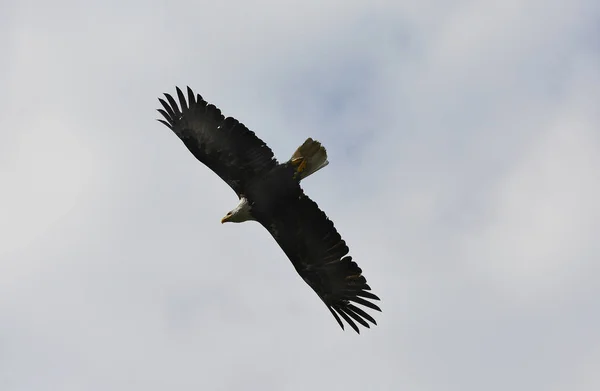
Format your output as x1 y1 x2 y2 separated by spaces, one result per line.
1 0 599 390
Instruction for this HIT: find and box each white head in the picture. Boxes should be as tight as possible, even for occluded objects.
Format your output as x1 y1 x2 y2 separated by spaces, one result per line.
221 197 254 224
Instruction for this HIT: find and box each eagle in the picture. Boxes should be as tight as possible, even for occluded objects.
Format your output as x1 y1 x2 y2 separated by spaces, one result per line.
156 87 381 333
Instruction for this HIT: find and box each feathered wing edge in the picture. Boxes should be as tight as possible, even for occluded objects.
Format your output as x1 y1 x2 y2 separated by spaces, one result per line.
156 86 278 196
261 194 382 334
156 86 196 134
316 255 382 334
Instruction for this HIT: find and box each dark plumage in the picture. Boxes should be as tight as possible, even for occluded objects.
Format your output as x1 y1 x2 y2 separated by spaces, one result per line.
157 86 381 333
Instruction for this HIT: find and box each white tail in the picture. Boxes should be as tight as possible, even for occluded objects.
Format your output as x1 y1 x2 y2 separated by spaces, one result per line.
290 138 329 180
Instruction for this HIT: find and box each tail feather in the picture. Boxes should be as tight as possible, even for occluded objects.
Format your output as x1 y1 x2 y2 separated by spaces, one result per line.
290 138 329 180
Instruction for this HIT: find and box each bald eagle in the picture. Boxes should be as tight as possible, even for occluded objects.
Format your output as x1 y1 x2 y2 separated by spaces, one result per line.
156 87 381 333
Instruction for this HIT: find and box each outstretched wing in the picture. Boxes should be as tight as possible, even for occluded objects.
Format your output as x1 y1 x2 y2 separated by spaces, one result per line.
259 194 381 333
157 86 278 196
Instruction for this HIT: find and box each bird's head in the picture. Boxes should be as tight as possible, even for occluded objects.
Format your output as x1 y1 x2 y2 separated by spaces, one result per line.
221 198 254 224
221 211 234 224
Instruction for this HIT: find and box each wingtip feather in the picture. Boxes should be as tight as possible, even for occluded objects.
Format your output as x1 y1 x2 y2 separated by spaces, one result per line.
334 307 360 334
187 86 195 106
328 306 344 330
176 86 188 112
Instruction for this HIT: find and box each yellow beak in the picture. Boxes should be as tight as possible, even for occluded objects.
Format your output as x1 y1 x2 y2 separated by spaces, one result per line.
221 215 229 224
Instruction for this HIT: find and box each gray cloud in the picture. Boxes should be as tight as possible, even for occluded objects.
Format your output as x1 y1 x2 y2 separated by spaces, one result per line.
1 1 599 390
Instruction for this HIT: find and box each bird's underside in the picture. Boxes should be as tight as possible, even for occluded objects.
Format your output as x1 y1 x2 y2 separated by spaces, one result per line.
156 86 382 333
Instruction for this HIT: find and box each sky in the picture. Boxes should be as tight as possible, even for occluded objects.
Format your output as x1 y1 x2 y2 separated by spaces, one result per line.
1 0 599 390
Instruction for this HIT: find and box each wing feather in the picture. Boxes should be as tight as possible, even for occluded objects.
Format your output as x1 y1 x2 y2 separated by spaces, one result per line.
342 306 371 329
352 290 381 301
347 296 382 312
334 307 360 334
328 307 345 330
346 303 377 325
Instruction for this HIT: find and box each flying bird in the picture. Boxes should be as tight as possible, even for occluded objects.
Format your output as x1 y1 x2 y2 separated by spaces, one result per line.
156 87 381 333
